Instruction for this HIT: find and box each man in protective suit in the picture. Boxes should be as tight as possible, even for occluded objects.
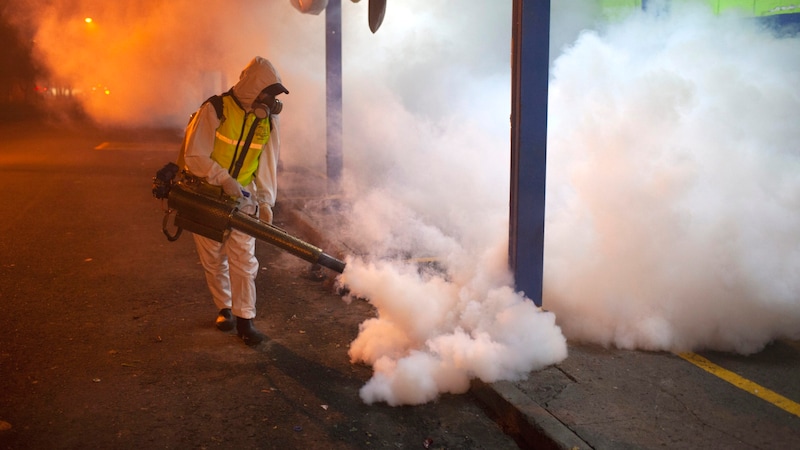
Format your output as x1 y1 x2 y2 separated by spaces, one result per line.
178 56 288 346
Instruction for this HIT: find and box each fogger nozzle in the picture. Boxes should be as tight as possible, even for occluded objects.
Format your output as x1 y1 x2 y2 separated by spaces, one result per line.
165 177 345 274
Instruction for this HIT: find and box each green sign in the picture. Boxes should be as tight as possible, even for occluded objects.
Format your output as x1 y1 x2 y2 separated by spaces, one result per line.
600 0 800 18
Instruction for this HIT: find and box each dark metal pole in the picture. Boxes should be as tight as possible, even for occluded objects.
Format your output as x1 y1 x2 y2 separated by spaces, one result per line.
326 0 343 193
509 0 550 306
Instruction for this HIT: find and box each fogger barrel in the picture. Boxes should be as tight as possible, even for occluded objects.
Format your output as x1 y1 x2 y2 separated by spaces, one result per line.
166 178 345 273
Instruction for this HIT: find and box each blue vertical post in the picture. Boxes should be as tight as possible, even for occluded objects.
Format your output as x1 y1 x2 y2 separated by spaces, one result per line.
326 0 343 192
509 0 550 307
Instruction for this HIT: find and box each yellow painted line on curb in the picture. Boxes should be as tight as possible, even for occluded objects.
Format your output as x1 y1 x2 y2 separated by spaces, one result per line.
678 352 800 418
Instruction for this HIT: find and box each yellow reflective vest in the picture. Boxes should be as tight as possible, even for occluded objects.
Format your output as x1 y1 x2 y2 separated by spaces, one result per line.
211 94 271 187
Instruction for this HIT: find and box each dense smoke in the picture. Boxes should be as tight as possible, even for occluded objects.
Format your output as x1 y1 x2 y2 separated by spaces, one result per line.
544 4 800 355
338 0 800 404
336 1 569 406
15 0 800 406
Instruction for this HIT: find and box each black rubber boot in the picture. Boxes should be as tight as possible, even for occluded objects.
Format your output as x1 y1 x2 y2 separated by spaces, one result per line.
215 308 235 332
236 317 266 346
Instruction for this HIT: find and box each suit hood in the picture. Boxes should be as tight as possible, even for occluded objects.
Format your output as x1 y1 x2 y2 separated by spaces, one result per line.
232 57 288 111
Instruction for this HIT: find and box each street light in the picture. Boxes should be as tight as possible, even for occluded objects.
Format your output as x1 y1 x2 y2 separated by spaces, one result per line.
291 0 387 33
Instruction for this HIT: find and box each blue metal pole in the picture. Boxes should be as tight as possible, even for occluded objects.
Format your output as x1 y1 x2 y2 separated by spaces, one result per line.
509 0 550 307
326 0 343 192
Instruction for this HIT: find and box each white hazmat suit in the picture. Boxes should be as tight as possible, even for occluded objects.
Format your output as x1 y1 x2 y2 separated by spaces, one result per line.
178 56 287 345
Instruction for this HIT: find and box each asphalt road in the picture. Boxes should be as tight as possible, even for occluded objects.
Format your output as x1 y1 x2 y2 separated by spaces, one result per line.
0 121 520 449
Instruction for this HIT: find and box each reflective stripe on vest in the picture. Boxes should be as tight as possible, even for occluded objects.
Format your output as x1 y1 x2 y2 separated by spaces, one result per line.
210 95 270 186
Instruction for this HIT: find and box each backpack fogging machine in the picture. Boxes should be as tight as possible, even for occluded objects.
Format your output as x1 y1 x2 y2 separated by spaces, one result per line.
152 162 346 274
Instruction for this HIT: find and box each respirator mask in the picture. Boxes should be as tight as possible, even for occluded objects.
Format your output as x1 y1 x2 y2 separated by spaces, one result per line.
252 83 288 119
252 94 282 119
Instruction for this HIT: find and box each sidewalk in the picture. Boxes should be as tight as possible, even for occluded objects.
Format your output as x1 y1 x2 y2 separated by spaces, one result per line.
277 166 800 450
478 341 800 449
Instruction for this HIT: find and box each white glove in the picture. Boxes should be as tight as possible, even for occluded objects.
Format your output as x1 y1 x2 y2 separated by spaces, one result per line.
259 203 274 224
238 194 258 215
221 176 244 198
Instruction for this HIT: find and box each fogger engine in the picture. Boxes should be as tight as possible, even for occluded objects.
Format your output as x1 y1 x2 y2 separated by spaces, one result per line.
152 162 346 274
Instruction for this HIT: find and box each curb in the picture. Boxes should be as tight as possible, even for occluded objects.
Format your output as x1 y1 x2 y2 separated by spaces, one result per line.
471 379 589 450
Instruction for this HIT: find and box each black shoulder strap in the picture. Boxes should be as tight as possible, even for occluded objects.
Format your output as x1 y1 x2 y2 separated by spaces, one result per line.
202 89 233 120
207 95 223 120
202 95 223 120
